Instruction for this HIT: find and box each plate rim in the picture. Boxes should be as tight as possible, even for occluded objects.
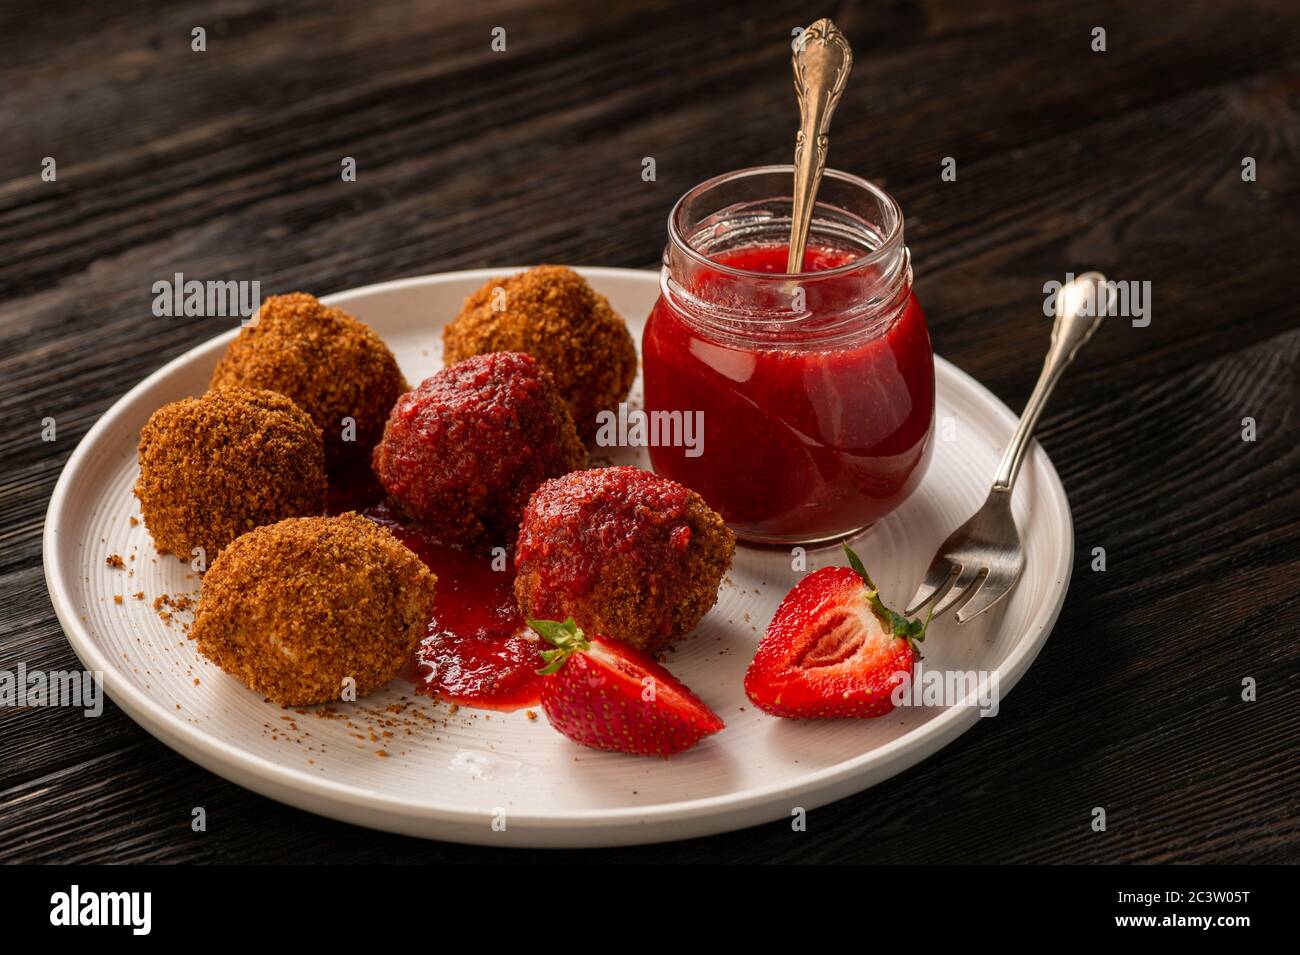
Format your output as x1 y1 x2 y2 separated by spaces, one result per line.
42 266 1073 844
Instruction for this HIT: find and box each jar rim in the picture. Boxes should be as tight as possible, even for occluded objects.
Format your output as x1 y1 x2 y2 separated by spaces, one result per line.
667 164 905 280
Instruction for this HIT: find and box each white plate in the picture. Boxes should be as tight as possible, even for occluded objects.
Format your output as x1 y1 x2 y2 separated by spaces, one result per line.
43 268 1072 848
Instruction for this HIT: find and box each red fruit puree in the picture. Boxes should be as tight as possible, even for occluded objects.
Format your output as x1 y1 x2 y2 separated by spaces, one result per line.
642 242 935 543
329 491 543 711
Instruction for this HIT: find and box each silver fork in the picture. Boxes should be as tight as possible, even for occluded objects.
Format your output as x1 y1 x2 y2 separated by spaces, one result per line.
905 272 1115 624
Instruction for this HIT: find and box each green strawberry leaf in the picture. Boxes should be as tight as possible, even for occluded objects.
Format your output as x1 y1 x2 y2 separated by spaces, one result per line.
529 617 589 675
887 608 931 653
843 544 930 655
529 617 576 646
536 648 569 676
842 543 877 590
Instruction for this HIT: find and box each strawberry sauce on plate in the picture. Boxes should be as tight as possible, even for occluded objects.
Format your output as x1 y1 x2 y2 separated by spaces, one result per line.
327 485 544 711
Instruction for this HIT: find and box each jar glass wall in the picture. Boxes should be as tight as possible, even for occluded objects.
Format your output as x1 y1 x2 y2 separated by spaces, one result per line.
641 165 935 545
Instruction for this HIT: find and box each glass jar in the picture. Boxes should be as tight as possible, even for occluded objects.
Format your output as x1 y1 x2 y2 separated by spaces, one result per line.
642 165 935 546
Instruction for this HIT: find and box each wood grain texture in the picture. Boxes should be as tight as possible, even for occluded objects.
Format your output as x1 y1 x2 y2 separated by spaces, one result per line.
1 0 1297 863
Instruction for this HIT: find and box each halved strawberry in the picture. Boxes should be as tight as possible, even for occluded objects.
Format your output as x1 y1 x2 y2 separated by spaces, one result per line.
530 617 725 757
744 545 930 719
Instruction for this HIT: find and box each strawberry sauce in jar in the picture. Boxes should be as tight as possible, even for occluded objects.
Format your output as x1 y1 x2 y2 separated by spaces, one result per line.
642 166 935 545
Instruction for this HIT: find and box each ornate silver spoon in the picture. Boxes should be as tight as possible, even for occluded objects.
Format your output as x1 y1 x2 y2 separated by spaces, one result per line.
787 18 853 272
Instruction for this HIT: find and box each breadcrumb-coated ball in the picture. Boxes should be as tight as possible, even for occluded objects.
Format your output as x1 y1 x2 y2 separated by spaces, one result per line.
514 466 734 652
192 512 436 706
442 266 637 439
373 351 586 552
211 292 407 473
135 388 324 561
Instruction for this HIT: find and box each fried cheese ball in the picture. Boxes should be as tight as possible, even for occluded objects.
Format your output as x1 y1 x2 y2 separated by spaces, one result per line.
192 513 436 706
134 388 324 561
210 292 406 473
442 266 637 439
514 466 734 652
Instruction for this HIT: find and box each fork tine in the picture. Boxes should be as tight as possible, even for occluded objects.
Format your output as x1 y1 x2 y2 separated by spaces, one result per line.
931 566 985 618
905 560 959 616
955 572 1016 624
949 571 989 620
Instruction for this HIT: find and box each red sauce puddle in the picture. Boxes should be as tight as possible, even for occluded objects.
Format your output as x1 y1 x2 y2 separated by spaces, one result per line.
327 470 543 711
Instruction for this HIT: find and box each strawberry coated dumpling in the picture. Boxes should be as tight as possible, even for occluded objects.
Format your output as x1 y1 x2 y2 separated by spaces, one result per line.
372 351 586 552
514 466 734 652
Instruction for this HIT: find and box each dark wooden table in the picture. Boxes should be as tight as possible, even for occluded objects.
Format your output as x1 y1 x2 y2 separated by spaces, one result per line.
1 0 1296 864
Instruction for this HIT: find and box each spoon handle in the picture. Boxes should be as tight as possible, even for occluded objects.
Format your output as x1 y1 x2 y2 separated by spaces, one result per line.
788 19 853 272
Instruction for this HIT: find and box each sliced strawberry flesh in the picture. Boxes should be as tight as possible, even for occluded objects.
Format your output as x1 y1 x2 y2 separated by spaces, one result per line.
745 565 916 718
588 639 724 732
799 606 870 668
535 623 724 755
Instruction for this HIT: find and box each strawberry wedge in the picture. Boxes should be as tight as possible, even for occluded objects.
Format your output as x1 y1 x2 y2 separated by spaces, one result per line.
531 617 724 757
744 545 930 719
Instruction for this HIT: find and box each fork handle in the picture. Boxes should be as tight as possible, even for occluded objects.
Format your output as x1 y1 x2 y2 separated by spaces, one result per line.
993 272 1110 491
